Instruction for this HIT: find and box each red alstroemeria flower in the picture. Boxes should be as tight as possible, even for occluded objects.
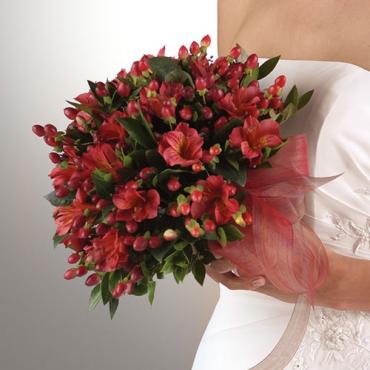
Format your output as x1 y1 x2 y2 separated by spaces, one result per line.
140 81 185 120
75 92 98 108
81 143 123 180
158 122 204 167
89 228 129 272
113 188 160 223
217 85 261 118
191 175 239 225
229 115 282 166
97 111 127 146
53 199 96 236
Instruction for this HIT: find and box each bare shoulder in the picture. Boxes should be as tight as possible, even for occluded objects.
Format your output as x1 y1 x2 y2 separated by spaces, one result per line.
217 0 370 71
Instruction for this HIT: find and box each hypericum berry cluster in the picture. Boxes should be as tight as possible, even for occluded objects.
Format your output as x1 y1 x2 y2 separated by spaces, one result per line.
33 34 308 318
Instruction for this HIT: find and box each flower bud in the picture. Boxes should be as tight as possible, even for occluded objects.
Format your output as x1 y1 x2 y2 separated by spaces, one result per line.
85 273 101 286
49 152 61 163
32 124 45 137
64 268 76 280
163 229 178 241
117 82 131 97
64 107 78 120
75 265 88 277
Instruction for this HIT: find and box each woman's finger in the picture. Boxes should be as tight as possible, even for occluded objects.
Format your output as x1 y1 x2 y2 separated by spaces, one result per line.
206 265 266 290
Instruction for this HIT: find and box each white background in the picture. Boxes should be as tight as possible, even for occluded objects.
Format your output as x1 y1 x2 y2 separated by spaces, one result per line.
0 1 219 369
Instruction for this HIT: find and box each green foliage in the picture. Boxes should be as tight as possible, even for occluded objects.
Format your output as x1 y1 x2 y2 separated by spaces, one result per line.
91 169 114 199
258 56 281 79
89 284 102 311
44 190 75 206
192 260 206 286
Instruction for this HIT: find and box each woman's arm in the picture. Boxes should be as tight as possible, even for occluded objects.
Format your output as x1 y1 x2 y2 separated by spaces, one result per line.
206 245 370 312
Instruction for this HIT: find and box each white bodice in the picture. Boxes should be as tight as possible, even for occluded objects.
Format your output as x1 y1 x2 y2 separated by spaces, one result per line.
192 58 370 370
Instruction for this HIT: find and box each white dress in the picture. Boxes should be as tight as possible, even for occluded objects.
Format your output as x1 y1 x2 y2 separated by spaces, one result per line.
192 58 370 370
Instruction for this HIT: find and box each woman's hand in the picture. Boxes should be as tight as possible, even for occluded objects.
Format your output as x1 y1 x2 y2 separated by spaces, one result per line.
206 245 370 311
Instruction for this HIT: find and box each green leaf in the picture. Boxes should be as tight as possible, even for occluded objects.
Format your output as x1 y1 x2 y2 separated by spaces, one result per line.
89 284 102 311
109 298 119 319
223 224 245 241
240 68 259 87
173 266 187 283
53 233 65 248
148 280 156 305
149 243 173 263
174 241 188 251
147 56 180 81
258 55 281 80
145 149 166 167
109 269 124 292
284 85 299 106
101 204 115 221
117 117 157 149
140 260 150 279
44 190 75 207
132 279 148 295
213 159 247 186
91 169 113 199
217 227 227 247
297 89 314 110
100 273 111 305
279 102 297 123
192 260 206 286
214 118 243 142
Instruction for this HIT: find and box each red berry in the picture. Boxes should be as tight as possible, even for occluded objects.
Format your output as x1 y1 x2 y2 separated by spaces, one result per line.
195 77 207 91
245 53 258 69
270 97 282 109
96 199 110 210
167 177 181 192
123 235 135 246
55 187 69 198
169 204 180 217
180 203 191 216
32 124 45 137
105 212 116 225
258 98 269 109
124 181 139 190
49 152 61 163
190 41 200 55
91 194 100 203
75 265 88 277
229 45 241 59
204 219 216 233
214 116 228 130
190 227 201 238
149 236 162 249
126 221 138 234
178 45 189 59
44 124 58 137
179 106 193 121
192 163 203 173
43 135 57 147
85 273 101 286
139 167 155 180
95 82 108 97
67 253 80 264
200 34 211 48
117 82 131 97
209 144 221 156
228 185 237 196
267 85 280 96
124 281 134 295
203 106 213 119
127 100 139 116
64 268 76 280
112 282 126 298
148 80 159 91
243 212 253 225
130 266 144 281
191 190 203 202
95 223 108 235
275 75 287 88
133 236 148 252
64 107 78 120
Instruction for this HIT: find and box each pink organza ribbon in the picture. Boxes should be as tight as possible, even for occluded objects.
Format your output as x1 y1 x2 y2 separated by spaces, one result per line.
209 133 343 307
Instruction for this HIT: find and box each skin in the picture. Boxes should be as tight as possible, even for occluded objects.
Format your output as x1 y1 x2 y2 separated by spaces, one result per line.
207 0 370 311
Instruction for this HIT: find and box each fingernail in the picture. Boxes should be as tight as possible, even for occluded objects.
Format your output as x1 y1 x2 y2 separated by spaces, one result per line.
251 277 265 288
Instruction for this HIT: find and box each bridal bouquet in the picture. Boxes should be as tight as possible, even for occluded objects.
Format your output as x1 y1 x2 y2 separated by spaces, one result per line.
33 35 335 319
